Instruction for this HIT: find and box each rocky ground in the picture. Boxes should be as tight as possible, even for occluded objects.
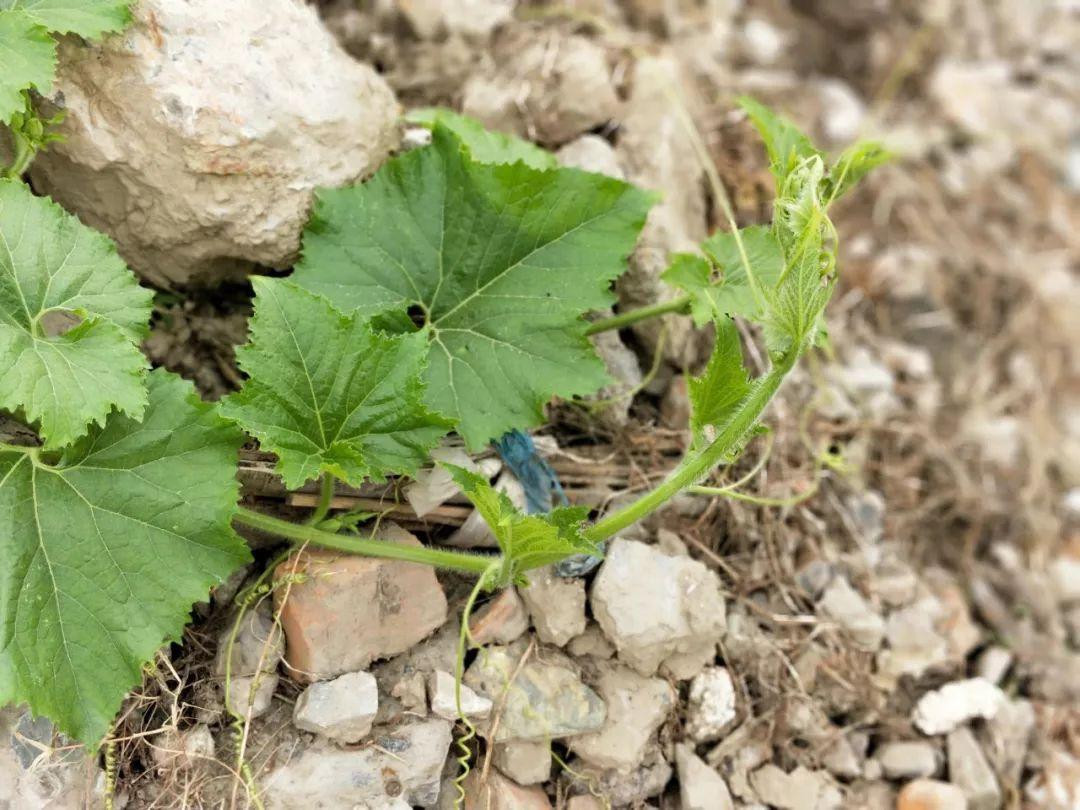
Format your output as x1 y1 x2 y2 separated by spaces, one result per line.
2 0 1078 808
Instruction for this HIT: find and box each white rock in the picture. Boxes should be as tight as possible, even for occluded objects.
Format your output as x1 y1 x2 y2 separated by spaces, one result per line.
975 646 1013 685
817 577 885 651
293 671 379 744
405 446 501 518
947 727 1001 810
152 725 216 772
263 718 452 808
468 588 530 646
685 667 737 743
877 601 951 681
979 698 1034 786
464 645 606 742
614 56 707 367
0 708 100 809
463 766 553 809
566 745 673 805
821 735 863 780
817 79 866 144
32 0 400 287
492 741 551 785
1049 556 1080 604
591 539 725 678
557 135 625 179
398 0 513 40
740 17 787 65
566 623 616 660
1024 750 1080 810
912 678 1006 736
749 765 843 810
875 741 940 780
462 29 618 145
390 670 428 716
446 472 525 548
570 664 675 771
428 670 493 722
214 603 283 720
588 328 644 427
520 566 587 647
676 744 734 810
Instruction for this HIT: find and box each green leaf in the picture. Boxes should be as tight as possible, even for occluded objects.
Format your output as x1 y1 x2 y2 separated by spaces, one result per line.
661 253 714 327
688 317 750 444
405 107 557 170
220 278 452 490
0 11 54 124
444 463 596 587
0 370 249 746
294 124 654 449
0 0 132 37
0 179 152 448
826 140 892 201
738 96 823 188
663 227 785 327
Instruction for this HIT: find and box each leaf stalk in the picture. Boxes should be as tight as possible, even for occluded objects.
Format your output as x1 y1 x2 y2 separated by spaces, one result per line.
584 295 691 335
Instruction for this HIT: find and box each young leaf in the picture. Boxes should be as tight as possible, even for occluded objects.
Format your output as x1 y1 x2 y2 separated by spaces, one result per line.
688 317 750 444
294 124 655 449
221 278 452 490
661 253 713 327
0 179 152 448
0 11 54 124
444 463 597 587
738 96 823 187
405 107 557 171
826 140 892 202
0 0 133 38
0 370 249 746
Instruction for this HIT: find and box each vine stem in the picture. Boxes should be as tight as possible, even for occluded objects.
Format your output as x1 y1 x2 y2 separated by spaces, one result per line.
584 295 691 335
233 506 497 576
583 348 799 543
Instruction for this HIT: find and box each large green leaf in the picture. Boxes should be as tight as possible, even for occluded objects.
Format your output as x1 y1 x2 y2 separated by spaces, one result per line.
444 464 597 588
0 180 152 448
0 370 249 746
0 11 54 124
688 317 751 445
221 278 452 490
0 0 132 37
405 108 557 170
294 125 654 449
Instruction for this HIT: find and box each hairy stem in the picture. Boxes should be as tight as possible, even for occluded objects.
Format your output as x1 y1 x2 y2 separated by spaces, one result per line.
584 295 691 335
233 506 497 575
583 348 799 543
306 474 335 525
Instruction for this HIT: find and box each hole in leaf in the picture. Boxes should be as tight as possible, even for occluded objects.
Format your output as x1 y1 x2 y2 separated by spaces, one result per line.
38 309 84 338
406 304 427 328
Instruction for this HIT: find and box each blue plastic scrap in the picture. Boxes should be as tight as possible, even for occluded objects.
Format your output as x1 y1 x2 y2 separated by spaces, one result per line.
492 429 603 578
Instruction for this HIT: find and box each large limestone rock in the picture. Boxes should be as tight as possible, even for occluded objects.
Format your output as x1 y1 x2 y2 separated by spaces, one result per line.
464 644 606 743
262 718 452 808
32 0 400 287
591 539 726 678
